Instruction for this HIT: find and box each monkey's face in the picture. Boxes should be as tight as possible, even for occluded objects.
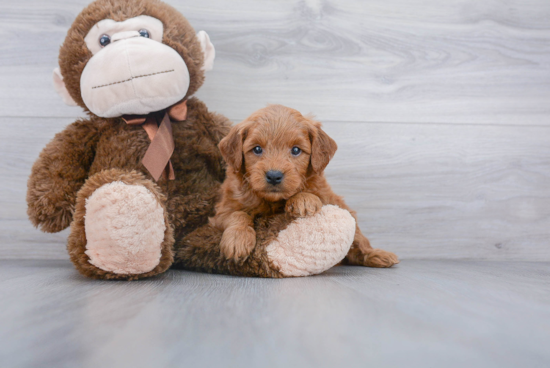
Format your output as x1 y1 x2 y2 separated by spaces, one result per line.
80 16 190 117
54 0 215 118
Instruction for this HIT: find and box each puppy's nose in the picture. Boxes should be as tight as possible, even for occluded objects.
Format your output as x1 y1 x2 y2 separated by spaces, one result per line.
266 170 284 185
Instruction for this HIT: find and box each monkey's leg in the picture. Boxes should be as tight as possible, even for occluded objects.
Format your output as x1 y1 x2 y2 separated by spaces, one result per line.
68 169 174 280
173 205 356 278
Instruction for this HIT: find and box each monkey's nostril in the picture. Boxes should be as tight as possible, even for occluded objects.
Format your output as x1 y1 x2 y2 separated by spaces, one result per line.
266 170 284 185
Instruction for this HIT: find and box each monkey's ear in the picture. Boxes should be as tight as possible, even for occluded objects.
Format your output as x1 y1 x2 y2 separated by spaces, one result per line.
219 125 244 172
310 123 338 173
196 31 215 72
53 67 77 106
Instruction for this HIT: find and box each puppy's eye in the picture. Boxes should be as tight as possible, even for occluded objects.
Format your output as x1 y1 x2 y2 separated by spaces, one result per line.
291 146 302 156
99 34 111 47
253 146 263 155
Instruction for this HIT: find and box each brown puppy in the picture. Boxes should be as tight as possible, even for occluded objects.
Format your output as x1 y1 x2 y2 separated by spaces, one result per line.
211 105 399 268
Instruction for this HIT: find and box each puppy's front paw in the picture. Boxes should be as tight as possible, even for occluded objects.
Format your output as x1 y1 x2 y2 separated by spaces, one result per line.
285 193 323 218
220 226 256 261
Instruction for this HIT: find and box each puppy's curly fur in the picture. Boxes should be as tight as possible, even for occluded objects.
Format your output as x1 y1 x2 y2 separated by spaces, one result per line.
211 105 399 267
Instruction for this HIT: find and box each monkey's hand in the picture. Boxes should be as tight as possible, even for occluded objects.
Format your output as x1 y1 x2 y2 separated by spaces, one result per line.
27 120 99 233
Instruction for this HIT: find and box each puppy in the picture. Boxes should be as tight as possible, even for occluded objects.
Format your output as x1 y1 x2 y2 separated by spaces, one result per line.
211 105 399 268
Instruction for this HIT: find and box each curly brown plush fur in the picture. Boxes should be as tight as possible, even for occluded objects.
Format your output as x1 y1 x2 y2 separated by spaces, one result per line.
28 95 231 279
27 0 234 280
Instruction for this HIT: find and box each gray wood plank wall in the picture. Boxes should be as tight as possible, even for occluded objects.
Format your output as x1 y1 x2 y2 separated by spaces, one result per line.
1 0 549 260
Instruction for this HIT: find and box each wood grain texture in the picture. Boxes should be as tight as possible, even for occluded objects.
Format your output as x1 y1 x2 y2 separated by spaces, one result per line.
323 122 550 260
2 117 549 260
1 259 549 368
0 0 549 124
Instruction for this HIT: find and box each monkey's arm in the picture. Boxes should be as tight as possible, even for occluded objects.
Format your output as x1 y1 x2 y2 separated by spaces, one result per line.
187 97 231 145
27 119 101 233
186 97 232 180
207 111 232 145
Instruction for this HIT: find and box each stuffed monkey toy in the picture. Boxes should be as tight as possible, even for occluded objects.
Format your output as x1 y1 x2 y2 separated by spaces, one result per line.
27 0 391 280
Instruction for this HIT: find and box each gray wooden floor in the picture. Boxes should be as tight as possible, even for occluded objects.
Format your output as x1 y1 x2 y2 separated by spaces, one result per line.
1 259 549 368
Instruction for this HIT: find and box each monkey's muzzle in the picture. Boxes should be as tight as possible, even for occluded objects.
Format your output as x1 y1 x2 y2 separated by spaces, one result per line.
80 36 190 118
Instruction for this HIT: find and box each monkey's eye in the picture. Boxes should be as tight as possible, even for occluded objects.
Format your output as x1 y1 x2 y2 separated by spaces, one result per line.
291 146 302 156
253 146 263 155
138 29 150 38
99 34 111 47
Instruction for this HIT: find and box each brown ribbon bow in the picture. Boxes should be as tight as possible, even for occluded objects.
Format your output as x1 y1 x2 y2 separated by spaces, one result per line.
122 100 188 181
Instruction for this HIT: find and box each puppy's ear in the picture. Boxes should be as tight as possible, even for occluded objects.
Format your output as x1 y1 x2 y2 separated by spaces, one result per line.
219 125 244 171
310 123 338 173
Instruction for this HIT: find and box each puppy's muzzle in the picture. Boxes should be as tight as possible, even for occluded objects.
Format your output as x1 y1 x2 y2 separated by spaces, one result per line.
266 170 284 185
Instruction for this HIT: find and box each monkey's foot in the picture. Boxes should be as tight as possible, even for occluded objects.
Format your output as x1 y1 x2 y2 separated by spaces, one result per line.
84 181 166 275
266 205 355 277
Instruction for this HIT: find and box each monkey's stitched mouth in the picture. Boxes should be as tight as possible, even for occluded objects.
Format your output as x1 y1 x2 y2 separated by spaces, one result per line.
91 69 175 89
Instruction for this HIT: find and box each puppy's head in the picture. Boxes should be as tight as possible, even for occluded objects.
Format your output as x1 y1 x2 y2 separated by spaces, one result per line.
219 105 337 201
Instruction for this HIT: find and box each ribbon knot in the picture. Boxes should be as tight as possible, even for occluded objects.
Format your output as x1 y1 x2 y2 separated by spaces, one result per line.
122 100 187 181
